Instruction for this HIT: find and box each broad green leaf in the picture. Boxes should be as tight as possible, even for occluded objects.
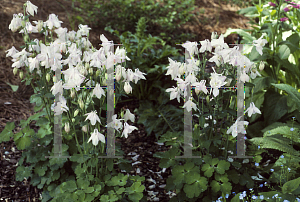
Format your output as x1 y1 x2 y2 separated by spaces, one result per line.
282 177 300 194
15 136 32 150
6 82 19 92
61 180 77 192
271 83 300 110
0 122 15 142
278 44 291 60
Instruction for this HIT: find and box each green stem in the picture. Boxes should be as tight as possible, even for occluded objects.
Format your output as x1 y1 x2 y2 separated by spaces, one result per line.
158 109 175 133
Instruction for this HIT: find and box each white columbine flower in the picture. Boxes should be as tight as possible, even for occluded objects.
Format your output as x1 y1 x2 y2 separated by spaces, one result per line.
253 34 268 56
182 97 198 112
50 80 63 96
88 129 105 146
107 114 124 132
9 14 23 32
227 116 249 138
192 80 208 95
92 83 106 99
124 82 132 94
245 102 261 117
85 110 101 126
122 122 138 138
259 61 265 71
25 1 38 16
124 109 135 123
199 39 212 53
46 14 63 30
181 41 198 56
166 86 181 103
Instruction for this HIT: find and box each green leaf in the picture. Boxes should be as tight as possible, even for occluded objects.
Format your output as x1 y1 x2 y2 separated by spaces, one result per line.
34 165 47 176
278 44 291 60
15 136 32 150
61 180 77 192
216 160 230 175
223 28 256 42
84 187 94 194
211 180 221 192
77 178 90 190
282 177 300 194
183 176 208 198
5 82 19 92
271 83 300 110
16 165 32 181
0 122 15 142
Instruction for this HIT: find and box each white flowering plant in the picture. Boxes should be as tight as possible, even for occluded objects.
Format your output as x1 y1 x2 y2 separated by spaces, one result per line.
3 1 147 201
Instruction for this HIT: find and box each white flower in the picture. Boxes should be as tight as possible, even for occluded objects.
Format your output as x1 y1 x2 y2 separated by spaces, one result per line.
166 86 181 103
245 102 261 117
181 41 198 56
239 69 250 83
114 46 131 63
19 22 38 34
122 122 138 138
165 58 181 80
132 68 147 84
209 68 227 97
88 129 105 146
124 109 135 122
84 110 101 126
124 82 132 94
227 116 249 138
61 65 85 89
253 34 268 56
107 114 124 132
199 39 212 53
46 14 63 30
192 80 208 95
182 98 198 112
99 34 113 55
5 46 19 58
50 80 63 96
9 14 23 32
25 1 38 16
78 24 91 36
92 83 106 99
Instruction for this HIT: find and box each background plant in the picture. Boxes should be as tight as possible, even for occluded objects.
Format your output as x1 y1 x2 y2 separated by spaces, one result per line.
68 0 197 46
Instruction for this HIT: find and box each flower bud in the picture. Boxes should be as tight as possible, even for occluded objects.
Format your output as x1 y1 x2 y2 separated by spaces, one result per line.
13 67 18 75
225 78 232 87
102 73 107 86
96 69 101 77
74 109 79 117
206 95 210 104
72 118 75 123
195 88 200 95
37 20 43 32
23 35 29 43
70 89 75 99
46 73 50 82
116 71 122 82
21 20 26 28
53 76 57 83
120 109 124 118
79 99 84 110
85 62 89 70
65 122 70 133
82 125 88 133
259 61 265 71
19 71 23 79
89 67 93 75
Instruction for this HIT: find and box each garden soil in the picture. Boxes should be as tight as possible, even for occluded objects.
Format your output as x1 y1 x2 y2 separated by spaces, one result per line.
0 0 254 201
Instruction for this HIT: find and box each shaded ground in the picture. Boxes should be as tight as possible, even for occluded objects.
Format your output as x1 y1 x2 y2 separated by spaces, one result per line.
0 0 254 201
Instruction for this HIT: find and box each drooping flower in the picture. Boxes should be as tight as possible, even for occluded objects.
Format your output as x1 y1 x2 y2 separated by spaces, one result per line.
245 102 261 117
124 109 135 123
88 129 105 146
166 86 181 103
50 80 63 96
199 39 212 53
182 97 198 112
25 1 38 16
253 34 268 56
122 122 138 138
227 116 249 138
46 14 63 30
84 110 101 126
182 41 198 56
124 82 132 94
92 83 106 99
9 14 23 32
106 114 124 132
